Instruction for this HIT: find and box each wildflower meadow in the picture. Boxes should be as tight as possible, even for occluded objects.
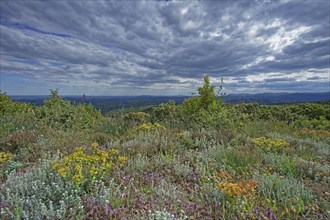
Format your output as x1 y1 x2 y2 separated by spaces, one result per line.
0 76 329 219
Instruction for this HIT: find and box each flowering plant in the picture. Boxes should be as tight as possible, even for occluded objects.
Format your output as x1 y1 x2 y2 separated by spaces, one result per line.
218 179 257 197
52 143 127 187
251 137 290 152
0 152 13 165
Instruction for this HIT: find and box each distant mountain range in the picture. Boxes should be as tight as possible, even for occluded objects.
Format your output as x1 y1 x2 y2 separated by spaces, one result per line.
223 92 330 104
10 92 330 113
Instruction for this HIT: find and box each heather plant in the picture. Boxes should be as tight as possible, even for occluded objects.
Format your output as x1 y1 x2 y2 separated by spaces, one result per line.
148 210 188 220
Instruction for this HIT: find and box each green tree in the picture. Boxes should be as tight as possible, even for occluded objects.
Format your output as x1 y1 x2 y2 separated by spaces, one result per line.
198 75 217 111
182 75 223 114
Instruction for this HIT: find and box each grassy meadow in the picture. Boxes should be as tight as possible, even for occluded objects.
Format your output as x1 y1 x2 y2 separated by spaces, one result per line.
1 77 329 219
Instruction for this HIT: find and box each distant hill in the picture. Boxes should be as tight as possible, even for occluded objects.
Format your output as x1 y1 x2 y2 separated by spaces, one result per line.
223 92 330 104
10 92 330 113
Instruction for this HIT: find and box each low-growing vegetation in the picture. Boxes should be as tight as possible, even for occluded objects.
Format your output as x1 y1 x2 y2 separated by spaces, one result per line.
1 76 329 219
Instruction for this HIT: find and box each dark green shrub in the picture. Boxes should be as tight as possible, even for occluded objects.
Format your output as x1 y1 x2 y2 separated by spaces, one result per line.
35 90 102 130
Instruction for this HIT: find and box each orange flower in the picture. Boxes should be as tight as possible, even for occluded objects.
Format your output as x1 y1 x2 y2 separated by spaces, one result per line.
218 170 234 181
218 179 258 197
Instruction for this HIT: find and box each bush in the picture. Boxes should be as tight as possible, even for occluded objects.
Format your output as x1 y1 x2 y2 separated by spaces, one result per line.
35 90 102 130
181 75 222 115
123 112 150 124
0 93 33 116
251 137 290 153
52 143 127 189
152 101 177 123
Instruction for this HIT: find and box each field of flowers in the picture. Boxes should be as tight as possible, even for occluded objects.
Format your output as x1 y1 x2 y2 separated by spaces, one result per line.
1 78 329 219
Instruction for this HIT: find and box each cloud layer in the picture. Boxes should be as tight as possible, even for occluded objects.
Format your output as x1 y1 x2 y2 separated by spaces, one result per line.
1 0 329 95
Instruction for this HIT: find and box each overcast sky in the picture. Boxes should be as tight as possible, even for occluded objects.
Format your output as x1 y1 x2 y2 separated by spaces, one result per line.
0 0 329 96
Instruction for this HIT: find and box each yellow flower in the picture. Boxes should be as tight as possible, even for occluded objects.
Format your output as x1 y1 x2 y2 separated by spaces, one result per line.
90 166 98 176
52 145 128 188
0 152 14 165
251 137 289 152
118 156 128 165
74 164 83 173
72 173 84 185
91 142 99 148
105 163 113 170
57 166 68 177
109 149 119 156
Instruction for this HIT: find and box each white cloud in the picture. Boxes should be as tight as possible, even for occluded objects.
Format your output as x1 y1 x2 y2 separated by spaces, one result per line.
0 0 329 95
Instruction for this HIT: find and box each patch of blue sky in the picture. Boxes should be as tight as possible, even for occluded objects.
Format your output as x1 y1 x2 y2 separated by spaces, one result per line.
0 20 72 38
0 73 48 95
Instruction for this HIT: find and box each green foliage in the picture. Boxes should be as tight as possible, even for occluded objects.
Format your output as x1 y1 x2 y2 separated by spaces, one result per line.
221 148 259 176
123 111 150 124
197 75 217 111
181 75 222 115
253 172 315 217
1 76 329 219
52 144 127 189
135 123 166 133
261 153 301 177
36 90 102 130
152 100 178 123
0 92 33 116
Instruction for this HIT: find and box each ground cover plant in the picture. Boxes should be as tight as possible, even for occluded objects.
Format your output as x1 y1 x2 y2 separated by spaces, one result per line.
1 76 329 219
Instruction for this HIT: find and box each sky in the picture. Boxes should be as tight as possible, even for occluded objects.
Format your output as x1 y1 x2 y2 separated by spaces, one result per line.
0 0 329 96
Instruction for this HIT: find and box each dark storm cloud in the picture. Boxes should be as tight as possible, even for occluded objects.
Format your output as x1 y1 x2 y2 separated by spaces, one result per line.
0 0 329 95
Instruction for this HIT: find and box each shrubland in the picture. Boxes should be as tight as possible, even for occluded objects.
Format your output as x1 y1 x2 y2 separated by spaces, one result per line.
0 76 329 219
